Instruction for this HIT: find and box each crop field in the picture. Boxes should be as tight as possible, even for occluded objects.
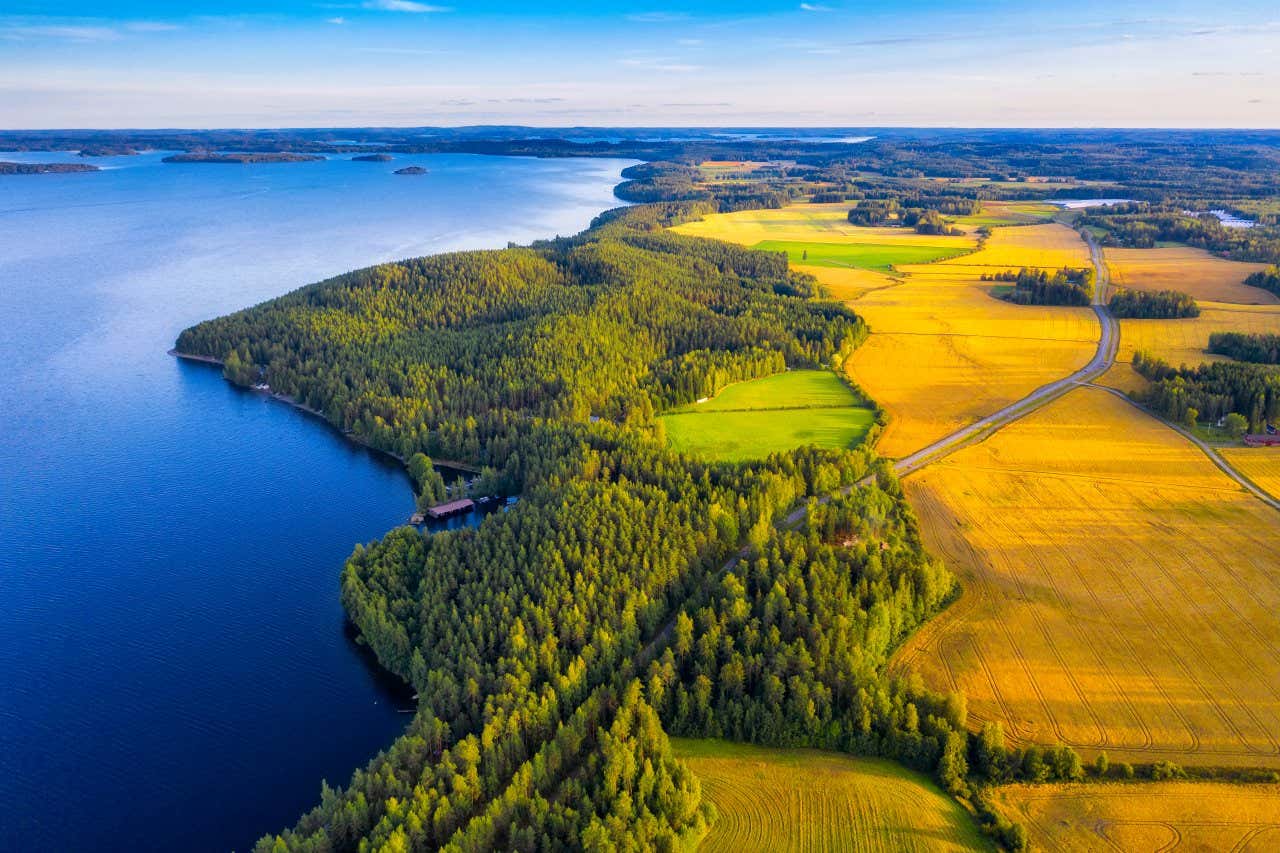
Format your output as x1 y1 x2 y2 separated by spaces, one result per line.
1106 246 1275 304
992 782 1280 851
753 239 969 273
671 213 1101 458
659 370 875 462
847 224 1098 457
951 201 1058 228
1221 448 1280 501
894 386 1280 768
670 202 976 251
1112 301 1280 368
672 739 990 852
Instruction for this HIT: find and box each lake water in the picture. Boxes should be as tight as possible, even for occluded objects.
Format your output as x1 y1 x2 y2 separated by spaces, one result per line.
0 151 631 852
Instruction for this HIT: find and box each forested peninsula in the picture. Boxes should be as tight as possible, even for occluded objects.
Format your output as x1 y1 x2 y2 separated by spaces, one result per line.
176 175 1060 849
161 151 324 164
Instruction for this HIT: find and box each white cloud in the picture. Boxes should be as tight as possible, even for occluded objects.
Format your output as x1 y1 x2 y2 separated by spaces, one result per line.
126 21 181 32
799 3 833 11
1 25 120 41
362 0 450 12
626 12 689 23
327 17 347 24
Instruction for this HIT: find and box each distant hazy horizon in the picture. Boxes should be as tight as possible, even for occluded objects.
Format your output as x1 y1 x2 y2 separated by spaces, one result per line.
2 0 1277 129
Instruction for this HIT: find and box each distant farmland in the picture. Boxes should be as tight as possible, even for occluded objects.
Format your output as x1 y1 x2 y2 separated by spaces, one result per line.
659 370 874 462
753 239 967 273
896 386 1280 768
673 739 991 852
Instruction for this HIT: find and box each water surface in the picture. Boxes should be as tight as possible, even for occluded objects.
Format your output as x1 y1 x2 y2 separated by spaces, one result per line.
0 150 631 851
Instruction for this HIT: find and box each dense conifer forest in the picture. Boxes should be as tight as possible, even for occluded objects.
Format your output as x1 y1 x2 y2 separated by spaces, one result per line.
1108 289 1200 319
175 180 1067 849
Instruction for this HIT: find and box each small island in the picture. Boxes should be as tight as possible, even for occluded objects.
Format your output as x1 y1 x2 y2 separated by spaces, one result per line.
78 145 139 157
0 161 99 175
352 153 393 162
393 165 428 175
162 151 324 164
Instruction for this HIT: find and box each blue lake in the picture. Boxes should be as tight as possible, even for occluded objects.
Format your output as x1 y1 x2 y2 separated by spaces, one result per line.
0 151 631 851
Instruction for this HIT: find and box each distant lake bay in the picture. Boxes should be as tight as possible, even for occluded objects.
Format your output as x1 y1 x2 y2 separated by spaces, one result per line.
0 151 633 851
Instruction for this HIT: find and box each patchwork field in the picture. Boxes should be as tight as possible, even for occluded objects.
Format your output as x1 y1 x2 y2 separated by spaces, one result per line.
847 224 1098 456
659 369 875 462
672 208 1102 458
992 782 1280 852
951 201 1058 228
894 386 1280 768
670 202 976 252
1111 300 1280 368
672 739 990 852
1106 246 1275 304
1221 447 1280 501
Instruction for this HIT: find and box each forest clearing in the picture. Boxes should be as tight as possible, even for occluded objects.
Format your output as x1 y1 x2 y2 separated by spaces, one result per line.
658 369 875 461
991 782 1280 851
894 386 1280 768
672 739 991 852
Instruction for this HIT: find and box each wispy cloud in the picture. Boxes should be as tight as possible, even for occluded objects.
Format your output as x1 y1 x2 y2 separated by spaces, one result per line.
626 12 689 23
126 21 181 32
799 3 833 11
356 46 446 54
327 17 347 25
1 24 120 41
620 56 702 72
363 0 450 12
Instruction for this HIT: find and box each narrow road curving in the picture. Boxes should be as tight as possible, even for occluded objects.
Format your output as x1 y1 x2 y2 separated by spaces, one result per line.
891 230 1118 478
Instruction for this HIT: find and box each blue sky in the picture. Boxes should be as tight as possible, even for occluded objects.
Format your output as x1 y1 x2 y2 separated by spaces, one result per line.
1 1 1277 128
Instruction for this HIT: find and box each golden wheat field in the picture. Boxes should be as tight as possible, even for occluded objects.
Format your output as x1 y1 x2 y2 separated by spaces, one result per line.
671 739 991 852
1221 448 1280 501
1112 301 1280 368
1106 246 1275 304
894 386 1280 769
992 782 1280 852
669 202 977 250
671 209 1102 458
847 224 1098 456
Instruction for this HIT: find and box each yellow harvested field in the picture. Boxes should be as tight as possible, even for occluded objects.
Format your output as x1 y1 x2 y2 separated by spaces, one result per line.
895 386 1280 768
849 224 1098 456
1113 301 1280 368
993 782 1280 852
933 222 1092 273
672 739 990 852
670 203 975 251
794 263 898 300
1106 246 1275 304
671 212 1101 458
1221 448 1280 502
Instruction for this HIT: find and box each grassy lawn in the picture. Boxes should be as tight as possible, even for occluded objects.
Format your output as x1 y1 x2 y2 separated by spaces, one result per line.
753 239 967 273
661 369 875 461
672 739 991 852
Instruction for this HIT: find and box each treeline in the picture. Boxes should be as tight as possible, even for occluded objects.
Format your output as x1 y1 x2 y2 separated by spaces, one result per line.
1133 350 1280 430
845 198 969 234
1208 332 1280 365
1108 288 1199 319
985 267 1093 306
1079 204 1280 264
1245 266 1280 298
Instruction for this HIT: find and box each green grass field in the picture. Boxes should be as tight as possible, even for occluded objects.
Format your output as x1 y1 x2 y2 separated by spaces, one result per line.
673 739 991 852
660 370 875 461
753 239 967 272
